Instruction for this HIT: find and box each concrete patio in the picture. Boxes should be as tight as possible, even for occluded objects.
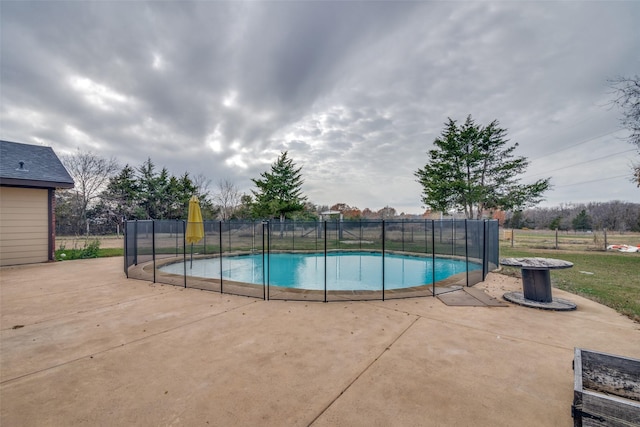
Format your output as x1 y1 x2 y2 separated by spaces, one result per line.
1 257 638 426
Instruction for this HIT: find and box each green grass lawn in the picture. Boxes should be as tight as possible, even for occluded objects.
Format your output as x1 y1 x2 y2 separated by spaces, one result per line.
98 248 124 257
500 246 640 323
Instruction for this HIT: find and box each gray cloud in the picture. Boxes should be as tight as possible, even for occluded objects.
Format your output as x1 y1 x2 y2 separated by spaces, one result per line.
1 1 638 214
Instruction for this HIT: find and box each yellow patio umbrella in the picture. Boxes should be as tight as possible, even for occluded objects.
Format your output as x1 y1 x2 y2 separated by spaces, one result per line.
186 195 204 268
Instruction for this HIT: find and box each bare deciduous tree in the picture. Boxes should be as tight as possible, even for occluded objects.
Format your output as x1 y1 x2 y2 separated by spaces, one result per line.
61 149 119 234
191 173 212 199
609 75 640 186
213 179 241 220
514 201 640 232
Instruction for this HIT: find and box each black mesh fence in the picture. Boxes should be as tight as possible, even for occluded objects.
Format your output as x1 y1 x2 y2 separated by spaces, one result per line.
124 219 499 302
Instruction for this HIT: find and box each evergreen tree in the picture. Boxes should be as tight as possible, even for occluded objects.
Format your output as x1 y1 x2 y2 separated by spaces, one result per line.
106 160 206 220
231 194 254 220
507 210 524 229
415 115 551 219
251 151 307 222
572 209 593 231
102 164 142 220
137 160 172 219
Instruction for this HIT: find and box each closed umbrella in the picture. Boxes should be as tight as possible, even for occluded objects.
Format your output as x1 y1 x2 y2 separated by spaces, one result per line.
186 195 204 268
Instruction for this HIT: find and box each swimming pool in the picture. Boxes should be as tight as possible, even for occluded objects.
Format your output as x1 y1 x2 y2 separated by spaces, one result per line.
159 252 481 291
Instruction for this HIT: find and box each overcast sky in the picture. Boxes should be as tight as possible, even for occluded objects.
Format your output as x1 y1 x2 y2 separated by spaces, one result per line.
1 1 638 214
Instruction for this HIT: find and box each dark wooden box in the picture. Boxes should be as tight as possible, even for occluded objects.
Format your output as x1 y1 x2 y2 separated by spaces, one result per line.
572 348 640 426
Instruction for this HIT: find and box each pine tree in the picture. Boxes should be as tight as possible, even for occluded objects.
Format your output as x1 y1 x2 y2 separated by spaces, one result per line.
103 164 142 220
415 115 551 219
251 151 307 222
572 209 593 231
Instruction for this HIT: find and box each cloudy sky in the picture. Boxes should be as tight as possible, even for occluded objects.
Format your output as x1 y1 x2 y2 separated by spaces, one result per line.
1 1 638 214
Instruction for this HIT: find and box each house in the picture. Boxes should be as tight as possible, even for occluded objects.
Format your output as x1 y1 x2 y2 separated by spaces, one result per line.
0 140 74 266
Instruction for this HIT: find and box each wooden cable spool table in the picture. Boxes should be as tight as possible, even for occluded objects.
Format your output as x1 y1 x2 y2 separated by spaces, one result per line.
500 257 576 310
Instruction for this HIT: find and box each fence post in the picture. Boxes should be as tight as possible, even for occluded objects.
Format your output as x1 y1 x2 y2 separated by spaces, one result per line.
267 221 270 300
511 228 514 248
382 220 385 301
262 221 266 300
124 220 128 276
133 220 138 266
324 221 327 303
431 220 436 297
183 220 187 288
604 228 608 250
555 228 559 250
465 219 469 287
152 221 156 284
219 221 224 294
483 220 489 281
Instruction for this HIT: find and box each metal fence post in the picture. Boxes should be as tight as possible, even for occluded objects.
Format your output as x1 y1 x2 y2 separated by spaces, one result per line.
152 220 156 284
324 220 327 303
382 220 385 301
267 221 270 300
464 219 468 287
431 220 436 297
262 221 266 300
124 220 128 276
483 220 488 280
219 221 224 294
183 220 187 288
133 220 138 266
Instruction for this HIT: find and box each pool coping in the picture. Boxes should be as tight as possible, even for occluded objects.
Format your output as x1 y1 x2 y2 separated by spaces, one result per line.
129 250 485 300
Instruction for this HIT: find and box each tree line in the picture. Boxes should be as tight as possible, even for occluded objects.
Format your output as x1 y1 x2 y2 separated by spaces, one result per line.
504 201 640 232
56 77 639 237
55 151 416 235
56 145 638 236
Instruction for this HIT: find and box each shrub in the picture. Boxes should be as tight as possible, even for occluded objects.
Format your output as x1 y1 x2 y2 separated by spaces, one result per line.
56 239 101 260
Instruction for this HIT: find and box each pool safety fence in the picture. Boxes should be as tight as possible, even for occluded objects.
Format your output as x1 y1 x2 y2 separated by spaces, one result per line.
124 219 499 302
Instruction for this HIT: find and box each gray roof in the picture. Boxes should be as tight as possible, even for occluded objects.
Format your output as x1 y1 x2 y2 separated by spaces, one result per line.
0 140 74 189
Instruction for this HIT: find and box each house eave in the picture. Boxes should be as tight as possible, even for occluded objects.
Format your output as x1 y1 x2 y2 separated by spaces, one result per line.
0 178 74 190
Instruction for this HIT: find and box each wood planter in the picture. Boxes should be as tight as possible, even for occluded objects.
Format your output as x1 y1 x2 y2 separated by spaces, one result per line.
572 348 640 426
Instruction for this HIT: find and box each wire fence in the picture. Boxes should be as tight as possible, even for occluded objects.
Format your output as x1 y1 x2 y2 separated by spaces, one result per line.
125 219 499 302
500 228 639 251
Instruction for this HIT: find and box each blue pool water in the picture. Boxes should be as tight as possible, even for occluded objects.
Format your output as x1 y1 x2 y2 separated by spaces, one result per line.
160 252 480 291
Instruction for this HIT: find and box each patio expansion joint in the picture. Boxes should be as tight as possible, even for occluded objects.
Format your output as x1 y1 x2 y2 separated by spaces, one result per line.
0 286 182 332
372 304 580 353
0 298 259 386
307 315 421 426
1 282 117 302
